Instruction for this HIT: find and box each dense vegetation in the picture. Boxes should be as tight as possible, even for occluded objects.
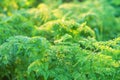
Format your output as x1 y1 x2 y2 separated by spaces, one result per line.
0 0 120 80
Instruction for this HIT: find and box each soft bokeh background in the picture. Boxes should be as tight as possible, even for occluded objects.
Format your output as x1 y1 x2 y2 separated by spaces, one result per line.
0 0 120 42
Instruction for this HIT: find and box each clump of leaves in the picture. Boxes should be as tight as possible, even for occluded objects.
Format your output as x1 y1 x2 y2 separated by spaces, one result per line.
52 0 120 40
79 37 120 61
0 13 35 44
0 0 42 14
36 20 95 43
28 3 54 26
28 41 120 80
0 36 50 80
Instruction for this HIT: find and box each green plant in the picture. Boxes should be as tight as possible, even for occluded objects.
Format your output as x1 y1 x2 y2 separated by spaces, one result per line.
0 0 120 80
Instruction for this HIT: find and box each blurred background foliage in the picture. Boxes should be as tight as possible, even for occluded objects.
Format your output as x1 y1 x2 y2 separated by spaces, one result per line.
0 0 120 42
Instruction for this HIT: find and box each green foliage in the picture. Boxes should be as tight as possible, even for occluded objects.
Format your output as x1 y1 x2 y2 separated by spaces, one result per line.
53 1 120 40
0 36 50 79
0 0 42 14
27 41 120 80
0 36 120 80
36 21 95 43
0 3 54 44
112 0 120 6
0 14 35 44
0 0 120 80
